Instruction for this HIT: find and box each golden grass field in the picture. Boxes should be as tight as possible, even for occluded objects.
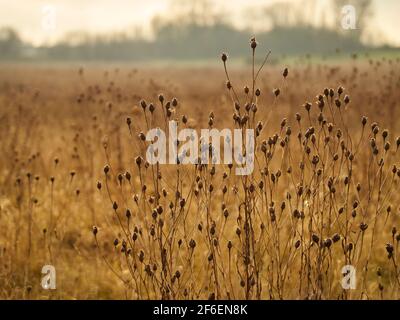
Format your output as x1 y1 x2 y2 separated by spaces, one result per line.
1 45 400 299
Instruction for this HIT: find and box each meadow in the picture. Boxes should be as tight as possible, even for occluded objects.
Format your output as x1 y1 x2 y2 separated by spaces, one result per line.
1 42 400 299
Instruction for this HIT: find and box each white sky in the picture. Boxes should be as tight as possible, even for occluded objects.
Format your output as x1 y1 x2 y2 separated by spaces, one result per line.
0 0 399 46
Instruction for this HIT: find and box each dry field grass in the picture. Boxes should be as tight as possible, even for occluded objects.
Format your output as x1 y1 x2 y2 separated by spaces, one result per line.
1 47 400 299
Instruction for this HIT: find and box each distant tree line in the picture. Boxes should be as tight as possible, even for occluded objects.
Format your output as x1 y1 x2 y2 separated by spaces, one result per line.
0 0 393 62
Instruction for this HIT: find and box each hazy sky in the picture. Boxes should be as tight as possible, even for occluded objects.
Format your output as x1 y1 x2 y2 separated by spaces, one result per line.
1 0 399 46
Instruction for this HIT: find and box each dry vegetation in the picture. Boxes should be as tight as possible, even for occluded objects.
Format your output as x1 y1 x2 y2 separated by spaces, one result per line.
1 40 400 299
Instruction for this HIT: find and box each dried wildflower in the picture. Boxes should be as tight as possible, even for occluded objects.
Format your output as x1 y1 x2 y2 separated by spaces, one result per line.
283 67 288 78
250 37 257 49
332 233 341 243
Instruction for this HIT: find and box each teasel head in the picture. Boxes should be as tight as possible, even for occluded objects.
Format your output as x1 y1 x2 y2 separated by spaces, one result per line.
149 103 155 113
140 99 147 110
323 238 332 248
283 67 288 78
373 125 379 136
117 173 123 185
386 243 394 258
250 36 257 50
135 156 142 167
112 201 118 211
182 115 188 124
337 86 344 97
382 129 389 140
189 239 196 249
332 233 341 243
317 99 324 111
360 222 368 232
346 243 354 253
362 116 367 126
312 234 320 244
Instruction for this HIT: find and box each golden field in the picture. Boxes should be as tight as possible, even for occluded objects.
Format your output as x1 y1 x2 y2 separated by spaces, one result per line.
1 49 400 299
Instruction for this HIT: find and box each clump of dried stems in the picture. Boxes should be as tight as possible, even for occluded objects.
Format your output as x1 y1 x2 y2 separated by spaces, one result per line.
1 39 400 300
91 38 400 299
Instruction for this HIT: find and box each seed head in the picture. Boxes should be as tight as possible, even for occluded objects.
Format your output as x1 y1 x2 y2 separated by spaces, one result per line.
323 238 332 248
283 68 288 78
312 234 320 244
360 222 368 231
135 156 142 167
250 37 257 49
332 233 341 243
362 116 367 126
386 243 394 254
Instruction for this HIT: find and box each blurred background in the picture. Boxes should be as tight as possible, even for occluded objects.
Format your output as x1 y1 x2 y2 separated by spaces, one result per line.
0 0 399 64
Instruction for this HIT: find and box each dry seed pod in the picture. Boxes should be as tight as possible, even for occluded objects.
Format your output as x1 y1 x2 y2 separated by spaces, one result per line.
283 67 288 78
